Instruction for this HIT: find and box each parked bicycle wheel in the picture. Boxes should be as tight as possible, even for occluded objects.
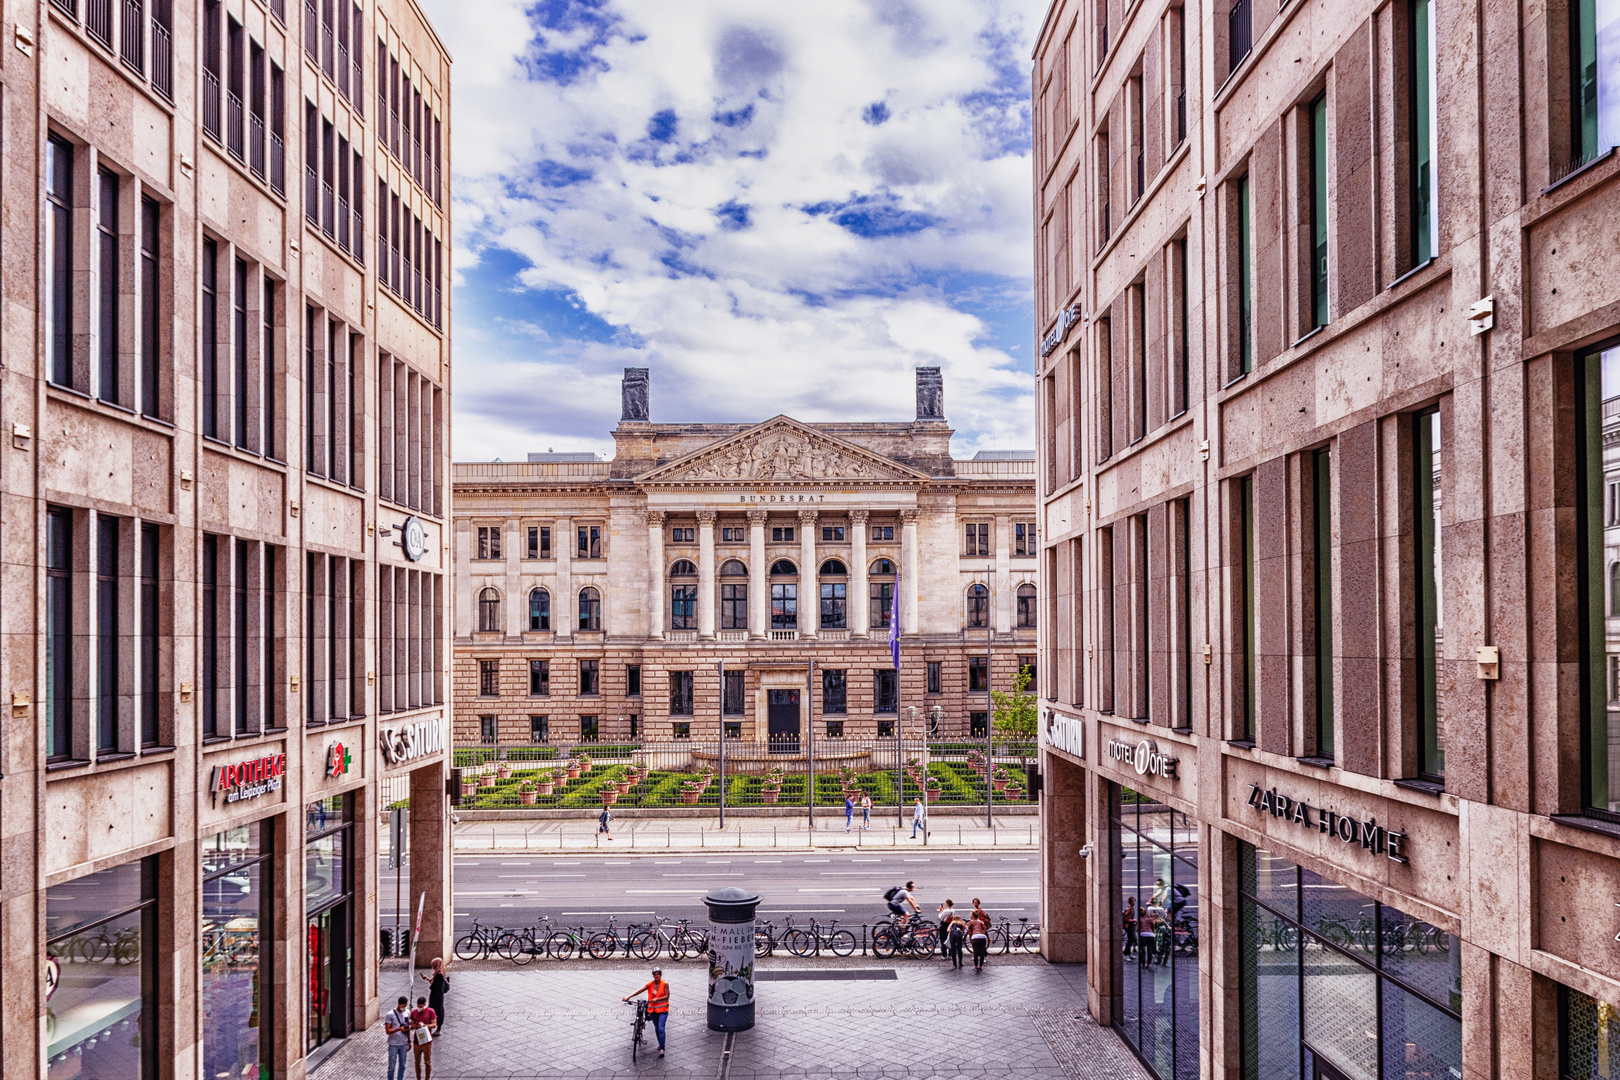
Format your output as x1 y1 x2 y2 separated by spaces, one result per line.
674 929 708 959
826 929 857 957
495 931 536 965
628 930 661 960
785 928 816 957
871 924 899 958
454 933 488 961
587 931 618 959
545 931 576 961
1018 925 1042 953
988 926 1011 954
754 926 775 958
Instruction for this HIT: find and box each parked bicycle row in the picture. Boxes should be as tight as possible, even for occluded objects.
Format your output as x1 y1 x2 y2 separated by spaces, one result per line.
452 911 1041 964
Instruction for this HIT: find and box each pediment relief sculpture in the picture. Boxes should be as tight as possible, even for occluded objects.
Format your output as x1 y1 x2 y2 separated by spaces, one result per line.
644 422 920 483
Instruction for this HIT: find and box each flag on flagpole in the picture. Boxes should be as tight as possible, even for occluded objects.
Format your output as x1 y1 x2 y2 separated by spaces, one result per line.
889 556 901 669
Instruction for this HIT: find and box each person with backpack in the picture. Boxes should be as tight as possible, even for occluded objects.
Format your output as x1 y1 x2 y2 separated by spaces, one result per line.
384 995 412 1080
1167 881 1190 925
598 806 614 841
884 881 919 922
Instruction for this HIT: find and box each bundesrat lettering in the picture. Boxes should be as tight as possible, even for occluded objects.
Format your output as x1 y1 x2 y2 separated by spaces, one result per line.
1246 783 1409 864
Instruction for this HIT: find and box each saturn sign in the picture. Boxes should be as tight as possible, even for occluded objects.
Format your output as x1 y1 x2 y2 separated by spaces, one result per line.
1106 737 1180 781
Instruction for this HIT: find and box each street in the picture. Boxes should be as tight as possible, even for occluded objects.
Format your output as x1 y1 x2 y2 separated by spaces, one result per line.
380 850 1041 938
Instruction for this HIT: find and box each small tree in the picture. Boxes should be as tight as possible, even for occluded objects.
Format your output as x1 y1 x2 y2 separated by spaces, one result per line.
991 665 1038 769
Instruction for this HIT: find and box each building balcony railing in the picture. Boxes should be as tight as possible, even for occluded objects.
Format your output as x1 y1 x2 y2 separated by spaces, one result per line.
717 630 748 643
666 630 698 643
819 629 851 641
769 629 799 641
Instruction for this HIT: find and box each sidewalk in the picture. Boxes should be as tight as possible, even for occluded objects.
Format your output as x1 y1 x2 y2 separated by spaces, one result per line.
451 813 1040 853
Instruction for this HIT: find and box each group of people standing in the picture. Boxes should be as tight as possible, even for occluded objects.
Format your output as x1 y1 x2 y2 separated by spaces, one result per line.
384 958 450 1080
1121 877 1189 966
886 882 994 972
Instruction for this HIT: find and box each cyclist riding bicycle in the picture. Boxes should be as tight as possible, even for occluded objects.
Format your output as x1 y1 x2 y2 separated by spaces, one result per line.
883 881 919 922
623 968 670 1058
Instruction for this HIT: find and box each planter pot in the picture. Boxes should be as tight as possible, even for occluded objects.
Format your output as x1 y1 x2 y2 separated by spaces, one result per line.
480 775 497 788
496 767 513 780
535 784 554 796
519 792 538 806
460 783 478 798
993 781 1009 793
680 790 701 805
601 791 619 806
617 782 634 795
1004 789 1024 800
761 789 780 805
565 767 581 779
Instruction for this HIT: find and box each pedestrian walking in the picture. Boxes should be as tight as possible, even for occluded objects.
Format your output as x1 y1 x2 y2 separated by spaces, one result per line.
860 793 872 829
967 912 990 972
598 806 614 841
624 967 671 1057
910 797 927 839
419 957 448 1034
844 792 855 832
1122 896 1139 956
410 995 437 1080
384 995 411 1080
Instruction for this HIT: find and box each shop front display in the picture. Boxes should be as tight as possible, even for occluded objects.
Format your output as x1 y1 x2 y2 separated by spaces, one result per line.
1237 841 1460 1080
306 794 354 1052
203 820 274 1080
44 858 157 1079
1112 785 1199 1080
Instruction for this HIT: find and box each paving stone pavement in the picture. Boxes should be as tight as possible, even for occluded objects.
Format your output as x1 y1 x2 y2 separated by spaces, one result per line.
314 957 1153 1080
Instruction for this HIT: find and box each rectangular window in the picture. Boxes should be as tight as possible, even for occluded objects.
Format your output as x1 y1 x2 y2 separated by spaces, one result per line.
1414 408 1444 780
1309 93 1329 328
673 722 691 739
1014 522 1037 556
202 535 218 738
670 527 694 543
821 526 845 541
1131 280 1147 441
529 660 548 696
202 240 219 437
822 669 846 714
722 527 745 542
97 516 120 752
819 582 846 628
723 669 745 715
772 527 795 542
1560 984 1620 1078
877 719 894 738
578 525 602 559
669 671 694 716
47 137 74 388
1236 175 1253 374
1239 475 1256 741
872 525 894 541
964 522 990 556
874 669 897 713
627 664 641 697
579 659 599 696
527 527 538 559
969 656 989 693
249 40 266 177
478 659 498 697
1172 236 1189 416
203 0 222 136
269 63 285 194
140 198 161 417
45 510 73 759
479 716 496 744
140 524 159 746
529 715 548 743
476 526 501 560
234 259 250 447
825 720 844 738
970 711 987 738
527 588 549 631
771 584 797 629
926 661 941 695
1410 0 1436 264
721 584 748 629
870 581 893 629
1229 0 1252 71
1313 449 1334 758
262 277 276 454
96 169 120 403
235 540 250 732
226 17 245 158
671 584 697 630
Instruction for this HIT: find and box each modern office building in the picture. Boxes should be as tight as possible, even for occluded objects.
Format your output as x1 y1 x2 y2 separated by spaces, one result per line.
1033 1 1620 1079
450 368 1038 751
5 0 453 1074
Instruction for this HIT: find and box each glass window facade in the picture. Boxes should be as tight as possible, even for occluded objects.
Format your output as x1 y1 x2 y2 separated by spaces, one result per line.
1238 840 1461 1080
1112 785 1199 1080
306 794 354 1051
45 858 157 1079
202 821 272 1080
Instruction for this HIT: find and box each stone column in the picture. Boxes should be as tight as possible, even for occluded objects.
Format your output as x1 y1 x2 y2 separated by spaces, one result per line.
505 517 522 637
994 514 1012 634
697 510 717 639
555 517 573 639
647 511 666 640
408 760 453 966
798 509 818 638
748 510 768 638
900 509 920 635
849 510 869 638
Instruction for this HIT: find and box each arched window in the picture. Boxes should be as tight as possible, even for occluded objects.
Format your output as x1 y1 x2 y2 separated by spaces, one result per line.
670 559 698 577
870 558 896 576
478 587 501 632
1016 583 1037 628
578 587 601 631
966 583 988 628
529 587 551 631
820 559 847 576
719 559 748 576
770 559 797 576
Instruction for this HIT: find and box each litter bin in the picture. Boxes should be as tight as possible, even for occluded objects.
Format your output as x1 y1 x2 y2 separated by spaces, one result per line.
703 886 761 1031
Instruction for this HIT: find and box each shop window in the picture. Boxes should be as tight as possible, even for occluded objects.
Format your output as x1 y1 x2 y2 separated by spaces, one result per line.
580 714 599 742
627 664 641 697
1413 408 1444 780
530 715 548 742
478 659 498 697
579 659 599 696
479 716 496 744
304 795 354 1051
528 587 550 631
822 669 847 714
202 823 272 1080
874 669 897 713
669 670 694 716
927 661 942 695
723 670 745 715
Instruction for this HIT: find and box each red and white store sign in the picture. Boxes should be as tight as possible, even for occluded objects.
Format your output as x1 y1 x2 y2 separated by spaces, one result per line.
210 753 287 803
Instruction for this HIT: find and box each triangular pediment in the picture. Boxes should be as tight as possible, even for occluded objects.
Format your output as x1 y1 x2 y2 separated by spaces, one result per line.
637 417 928 484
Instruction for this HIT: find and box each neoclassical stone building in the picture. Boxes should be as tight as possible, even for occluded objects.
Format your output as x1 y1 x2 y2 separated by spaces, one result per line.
452 369 1037 748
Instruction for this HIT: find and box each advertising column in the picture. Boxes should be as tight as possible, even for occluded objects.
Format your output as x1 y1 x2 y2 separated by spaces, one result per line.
704 887 761 1031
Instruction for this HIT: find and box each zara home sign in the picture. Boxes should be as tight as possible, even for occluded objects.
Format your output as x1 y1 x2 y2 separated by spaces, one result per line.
1246 783 1410 864
1107 737 1180 780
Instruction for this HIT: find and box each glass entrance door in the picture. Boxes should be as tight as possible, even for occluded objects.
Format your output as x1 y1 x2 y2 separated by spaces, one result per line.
767 689 800 752
306 902 350 1052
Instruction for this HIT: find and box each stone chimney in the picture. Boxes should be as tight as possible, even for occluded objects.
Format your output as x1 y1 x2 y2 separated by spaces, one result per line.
916 367 944 421
621 367 650 422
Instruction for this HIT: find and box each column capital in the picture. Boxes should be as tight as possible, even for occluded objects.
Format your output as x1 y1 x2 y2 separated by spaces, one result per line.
747 509 769 526
797 508 819 526
647 510 666 528
696 510 718 525
848 509 870 526
899 509 920 524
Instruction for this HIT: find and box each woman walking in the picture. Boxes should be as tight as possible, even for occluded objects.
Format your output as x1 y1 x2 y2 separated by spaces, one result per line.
421 957 449 1034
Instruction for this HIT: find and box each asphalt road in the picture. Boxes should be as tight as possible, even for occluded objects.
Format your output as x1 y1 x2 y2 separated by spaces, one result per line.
378 850 1041 937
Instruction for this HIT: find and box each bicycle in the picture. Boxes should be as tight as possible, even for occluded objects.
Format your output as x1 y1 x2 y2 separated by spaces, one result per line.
588 916 641 960
629 917 708 961
872 915 937 958
454 919 504 961
1015 917 1042 953
754 919 780 958
785 918 857 957
543 924 595 961
626 998 649 1062
495 917 554 965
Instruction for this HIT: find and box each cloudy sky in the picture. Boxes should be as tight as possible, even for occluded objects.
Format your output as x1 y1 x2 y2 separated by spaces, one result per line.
416 0 1046 462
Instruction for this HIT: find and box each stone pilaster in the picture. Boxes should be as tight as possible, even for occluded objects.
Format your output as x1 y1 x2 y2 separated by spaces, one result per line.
748 510 768 638
697 510 717 639
647 511 665 640
900 509 919 635
798 508 818 638
849 509 870 637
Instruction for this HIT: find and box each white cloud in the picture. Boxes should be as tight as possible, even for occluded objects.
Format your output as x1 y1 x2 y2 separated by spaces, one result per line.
420 0 1045 461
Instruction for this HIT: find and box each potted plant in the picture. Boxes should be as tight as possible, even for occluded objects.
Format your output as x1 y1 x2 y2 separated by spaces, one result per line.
518 782 538 806
565 760 582 780
496 763 513 781
460 778 479 798
1004 784 1024 801
601 788 619 807
680 781 703 806
534 774 555 796
480 772 498 788
992 769 1010 793
760 782 781 805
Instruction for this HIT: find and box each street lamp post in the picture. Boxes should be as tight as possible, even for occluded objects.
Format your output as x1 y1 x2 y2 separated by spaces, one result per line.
807 658 816 836
985 582 994 829
717 661 726 831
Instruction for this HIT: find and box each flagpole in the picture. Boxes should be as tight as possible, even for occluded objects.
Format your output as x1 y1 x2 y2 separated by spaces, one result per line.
891 555 903 828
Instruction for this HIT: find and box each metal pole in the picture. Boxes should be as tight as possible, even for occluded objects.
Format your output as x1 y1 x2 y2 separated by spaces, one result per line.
986 582 994 829
807 658 815 834
718 661 726 831
916 707 928 847
895 678 904 828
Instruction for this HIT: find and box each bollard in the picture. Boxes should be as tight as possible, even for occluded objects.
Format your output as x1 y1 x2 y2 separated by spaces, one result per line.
704 887 761 1031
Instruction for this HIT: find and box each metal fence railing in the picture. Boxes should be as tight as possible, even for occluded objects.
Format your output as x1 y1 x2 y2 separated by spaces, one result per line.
440 739 1037 812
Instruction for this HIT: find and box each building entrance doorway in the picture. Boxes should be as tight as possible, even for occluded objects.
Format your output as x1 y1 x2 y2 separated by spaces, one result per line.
767 689 800 752
307 902 351 1051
